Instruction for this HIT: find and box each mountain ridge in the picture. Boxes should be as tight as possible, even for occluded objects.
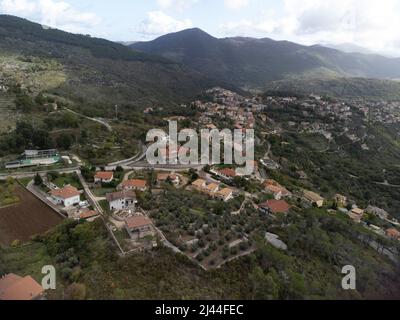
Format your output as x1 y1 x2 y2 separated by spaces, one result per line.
131 28 400 89
0 15 219 107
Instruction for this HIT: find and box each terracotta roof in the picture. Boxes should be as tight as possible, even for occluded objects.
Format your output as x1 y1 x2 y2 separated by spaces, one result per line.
125 215 152 230
351 208 365 216
157 173 170 181
265 184 291 196
218 168 237 178
217 188 234 198
259 200 291 214
95 171 113 180
120 179 147 189
192 179 206 188
303 190 324 203
106 190 136 202
264 179 280 186
386 228 400 239
0 274 44 300
206 183 219 193
79 210 99 219
50 185 80 199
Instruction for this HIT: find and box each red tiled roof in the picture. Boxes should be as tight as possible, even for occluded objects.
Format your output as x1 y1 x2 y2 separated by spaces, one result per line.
95 171 113 180
125 215 152 230
106 190 136 202
50 185 80 199
120 179 147 189
259 200 291 214
0 274 44 300
218 168 237 178
79 210 99 219
264 183 291 196
157 173 170 181
386 228 400 239
217 188 234 198
192 179 206 188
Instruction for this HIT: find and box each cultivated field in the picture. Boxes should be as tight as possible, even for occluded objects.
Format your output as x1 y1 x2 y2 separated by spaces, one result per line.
0 185 63 245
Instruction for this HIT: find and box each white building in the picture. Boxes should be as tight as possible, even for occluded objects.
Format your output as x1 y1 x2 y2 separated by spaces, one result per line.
106 190 137 211
50 185 81 207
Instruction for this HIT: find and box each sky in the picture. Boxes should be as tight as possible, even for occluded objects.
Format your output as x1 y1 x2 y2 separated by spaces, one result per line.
1 0 400 57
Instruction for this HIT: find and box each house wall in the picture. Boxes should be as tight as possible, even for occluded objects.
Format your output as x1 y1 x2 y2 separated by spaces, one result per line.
64 195 81 207
95 178 113 184
109 198 136 211
126 225 154 240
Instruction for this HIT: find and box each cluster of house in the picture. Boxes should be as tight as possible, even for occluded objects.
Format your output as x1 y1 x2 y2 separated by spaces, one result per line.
105 189 157 241
93 172 155 242
192 87 267 130
355 100 400 125
93 170 185 243
191 179 235 202
0 273 44 300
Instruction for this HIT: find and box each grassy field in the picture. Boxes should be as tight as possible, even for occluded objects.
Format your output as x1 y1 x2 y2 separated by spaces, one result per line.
0 93 17 133
0 179 19 207
52 173 82 189
0 53 66 92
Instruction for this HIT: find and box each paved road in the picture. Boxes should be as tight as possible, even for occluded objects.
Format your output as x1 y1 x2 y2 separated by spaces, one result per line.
108 142 147 167
126 161 204 171
65 108 113 132
0 167 80 180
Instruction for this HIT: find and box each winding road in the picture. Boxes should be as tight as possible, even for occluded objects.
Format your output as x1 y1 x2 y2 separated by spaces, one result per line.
65 108 113 132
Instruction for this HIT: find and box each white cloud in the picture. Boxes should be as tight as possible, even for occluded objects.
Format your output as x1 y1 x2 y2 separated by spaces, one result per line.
0 0 35 15
224 0 250 10
0 0 101 34
138 11 192 36
221 0 400 56
157 0 198 12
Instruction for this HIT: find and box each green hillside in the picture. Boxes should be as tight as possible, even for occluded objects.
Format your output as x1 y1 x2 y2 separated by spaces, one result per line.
264 78 400 100
131 28 400 89
0 15 216 108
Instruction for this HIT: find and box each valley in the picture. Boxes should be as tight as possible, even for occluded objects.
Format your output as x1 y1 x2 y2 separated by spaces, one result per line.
0 14 400 302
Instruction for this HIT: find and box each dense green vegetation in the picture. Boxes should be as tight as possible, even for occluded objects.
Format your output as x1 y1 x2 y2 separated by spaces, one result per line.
262 100 400 218
1 206 399 300
0 178 19 207
0 15 216 109
264 78 400 100
0 15 169 63
132 28 400 89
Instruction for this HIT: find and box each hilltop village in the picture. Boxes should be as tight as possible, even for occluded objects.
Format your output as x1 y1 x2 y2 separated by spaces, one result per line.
1 87 400 300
